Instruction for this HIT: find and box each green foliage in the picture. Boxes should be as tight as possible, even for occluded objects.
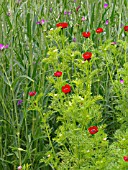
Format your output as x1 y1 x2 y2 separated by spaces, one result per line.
106 129 128 170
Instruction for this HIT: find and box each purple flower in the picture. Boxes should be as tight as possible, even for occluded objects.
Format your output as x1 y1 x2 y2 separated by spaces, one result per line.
36 21 41 25
40 19 45 24
120 79 124 84
17 0 22 4
64 11 71 15
36 19 47 25
0 44 4 50
104 3 108 8
50 8 52 12
4 44 9 49
105 20 109 25
120 23 124 27
17 100 23 106
111 42 116 45
64 11 67 15
18 166 22 170
82 16 86 21
0 44 9 50
7 12 11 16
72 37 76 42
67 12 71 15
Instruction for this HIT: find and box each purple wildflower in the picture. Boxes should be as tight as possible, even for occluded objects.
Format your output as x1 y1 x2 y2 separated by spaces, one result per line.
36 21 41 25
36 19 47 25
67 12 71 15
82 16 86 21
64 11 67 15
0 44 9 50
50 8 52 12
7 12 11 16
4 44 9 49
105 20 109 25
120 23 124 27
111 42 116 45
72 37 76 42
104 3 108 8
17 100 23 106
40 19 45 24
120 79 124 84
17 0 22 4
0 44 4 50
18 166 22 170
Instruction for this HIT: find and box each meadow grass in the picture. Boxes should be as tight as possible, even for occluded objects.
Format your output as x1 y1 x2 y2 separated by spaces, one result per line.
0 0 128 169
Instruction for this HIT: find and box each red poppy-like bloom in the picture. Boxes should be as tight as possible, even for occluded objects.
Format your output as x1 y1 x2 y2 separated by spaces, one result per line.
54 71 62 77
29 91 36 96
88 126 98 135
82 52 92 61
124 26 128 32
123 156 128 162
62 84 71 94
82 32 91 38
56 22 68 28
96 28 103 33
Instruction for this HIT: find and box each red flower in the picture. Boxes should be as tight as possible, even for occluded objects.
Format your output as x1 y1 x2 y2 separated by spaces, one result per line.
56 22 68 28
29 91 36 96
124 26 128 32
54 71 62 77
88 126 98 135
96 27 103 33
62 84 71 94
82 52 92 61
123 156 128 162
82 32 91 38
